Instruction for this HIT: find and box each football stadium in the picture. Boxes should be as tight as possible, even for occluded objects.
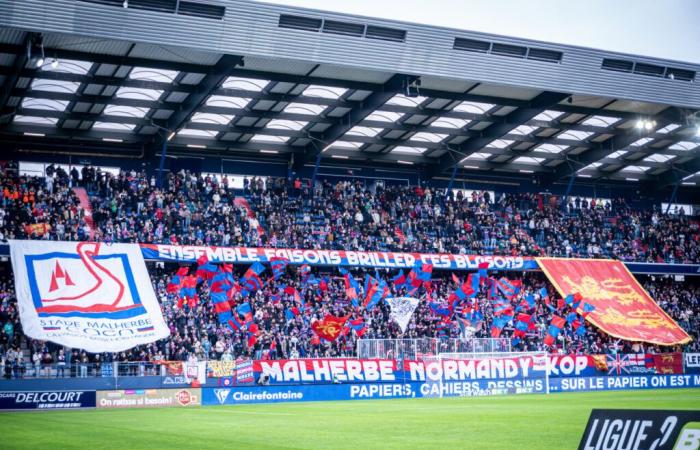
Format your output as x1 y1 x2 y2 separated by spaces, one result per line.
0 0 699 448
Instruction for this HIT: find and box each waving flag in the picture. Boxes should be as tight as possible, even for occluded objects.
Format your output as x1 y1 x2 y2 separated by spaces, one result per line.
537 257 691 345
513 313 532 337
339 268 361 307
492 297 514 318
269 256 289 280
495 277 522 299
284 307 301 321
195 255 218 282
477 261 489 278
178 275 199 308
490 316 508 338
210 268 234 293
429 302 451 318
391 270 407 288
167 267 189 294
348 318 367 337
523 293 536 309
468 309 484 328
311 315 349 341
241 262 265 297
449 274 478 304
299 264 311 281
227 315 245 332
408 263 432 289
544 315 566 346
247 322 259 347
386 297 420 332
581 302 596 318
364 276 390 311
236 302 253 323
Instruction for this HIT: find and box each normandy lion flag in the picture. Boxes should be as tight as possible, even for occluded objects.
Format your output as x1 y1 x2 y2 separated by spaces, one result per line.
10 240 170 352
537 257 691 346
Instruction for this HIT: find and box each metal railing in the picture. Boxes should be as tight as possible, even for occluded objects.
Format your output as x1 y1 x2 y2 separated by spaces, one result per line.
356 338 512 360
1 362 167 380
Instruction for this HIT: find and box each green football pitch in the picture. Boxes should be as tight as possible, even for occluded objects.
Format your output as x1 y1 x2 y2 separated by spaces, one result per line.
2 389 699 450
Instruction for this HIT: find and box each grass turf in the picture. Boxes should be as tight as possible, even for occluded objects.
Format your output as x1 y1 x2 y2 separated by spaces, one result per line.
2 389 699 449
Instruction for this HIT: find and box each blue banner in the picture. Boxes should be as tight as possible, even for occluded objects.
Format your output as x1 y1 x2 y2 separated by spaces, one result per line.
550 374 700 393
140 244 538 271
203 379 547 406
203 374 700 406
1 244 698 274
0 390 96 410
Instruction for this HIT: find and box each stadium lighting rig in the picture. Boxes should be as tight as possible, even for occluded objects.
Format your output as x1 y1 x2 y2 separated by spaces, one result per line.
635 118 656 130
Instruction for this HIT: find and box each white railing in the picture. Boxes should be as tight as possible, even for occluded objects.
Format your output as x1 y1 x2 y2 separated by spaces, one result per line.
356 338 511 360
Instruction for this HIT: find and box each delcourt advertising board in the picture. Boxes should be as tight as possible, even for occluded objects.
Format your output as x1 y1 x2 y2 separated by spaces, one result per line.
0 390 96 410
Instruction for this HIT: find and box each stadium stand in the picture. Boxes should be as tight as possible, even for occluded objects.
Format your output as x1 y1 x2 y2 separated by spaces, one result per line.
3 169 699 262
1 167 698 375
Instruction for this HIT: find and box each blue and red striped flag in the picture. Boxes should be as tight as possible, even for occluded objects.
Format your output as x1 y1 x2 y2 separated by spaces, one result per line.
241 262 265 297
269 256 289 280
544 315 566 346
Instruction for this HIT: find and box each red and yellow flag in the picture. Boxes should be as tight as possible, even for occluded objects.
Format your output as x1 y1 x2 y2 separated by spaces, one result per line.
311 314 349 342
536 258 691 346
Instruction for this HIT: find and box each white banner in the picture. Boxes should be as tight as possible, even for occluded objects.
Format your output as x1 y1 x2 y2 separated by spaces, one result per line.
386 297 420 332
685 353 700 368
10 240 169 353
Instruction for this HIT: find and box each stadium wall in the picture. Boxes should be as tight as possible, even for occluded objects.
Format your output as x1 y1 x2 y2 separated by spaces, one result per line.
2 354 699 409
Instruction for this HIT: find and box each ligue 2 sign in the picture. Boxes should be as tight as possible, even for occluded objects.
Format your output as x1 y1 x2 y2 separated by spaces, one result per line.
579 409 700 450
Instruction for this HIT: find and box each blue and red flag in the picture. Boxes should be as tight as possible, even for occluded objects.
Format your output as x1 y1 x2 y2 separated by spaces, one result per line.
544 315 566 346
348 318 367 337
495 277 522 299
166 267 189 294
408 263 432 289
195 255 218 282
299 264 311 281
241 262 265 297
580 302 596 318
247 322 259 347
490 316 508 338
269 256 289 280
177 275 199 308
477 261 489 278
236 302 253 323
391 270 407 288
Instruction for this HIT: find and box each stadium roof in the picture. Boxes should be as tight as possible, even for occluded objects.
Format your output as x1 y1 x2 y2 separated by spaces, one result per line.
1 0 699 189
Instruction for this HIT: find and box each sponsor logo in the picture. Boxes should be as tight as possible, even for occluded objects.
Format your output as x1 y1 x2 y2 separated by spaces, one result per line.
214 389 230 405
175 390 193 406
163 376 187 385
579 410 700 450
0 390 95 410
674 422 700 450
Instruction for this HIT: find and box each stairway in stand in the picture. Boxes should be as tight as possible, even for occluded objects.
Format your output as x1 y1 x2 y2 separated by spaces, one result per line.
72 187 96 240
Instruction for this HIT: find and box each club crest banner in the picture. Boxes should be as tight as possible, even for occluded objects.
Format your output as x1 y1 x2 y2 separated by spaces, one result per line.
386 297 420 332
9 240 170 352
536 258 691 346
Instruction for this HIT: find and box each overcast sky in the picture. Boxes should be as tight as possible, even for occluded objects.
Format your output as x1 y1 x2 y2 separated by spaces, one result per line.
256 0 700 64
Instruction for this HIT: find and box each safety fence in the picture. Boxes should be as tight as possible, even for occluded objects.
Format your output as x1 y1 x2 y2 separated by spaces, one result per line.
356 338 512 360
1 353 700 409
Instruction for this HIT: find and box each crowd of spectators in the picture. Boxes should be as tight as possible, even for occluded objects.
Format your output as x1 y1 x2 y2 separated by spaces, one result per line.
1 165 698 263
0 165 698 375
1 262 698 375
